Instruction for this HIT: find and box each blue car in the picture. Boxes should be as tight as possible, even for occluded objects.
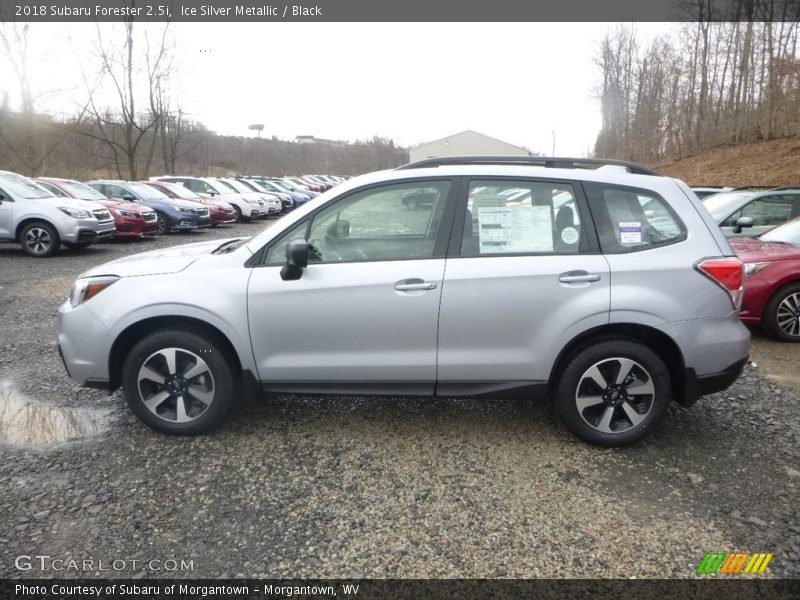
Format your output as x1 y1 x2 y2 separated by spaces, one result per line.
87 180 211 235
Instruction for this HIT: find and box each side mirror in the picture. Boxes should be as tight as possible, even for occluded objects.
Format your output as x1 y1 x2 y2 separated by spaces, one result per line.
122 194 136 202
734 216 754 234
280 238 309 281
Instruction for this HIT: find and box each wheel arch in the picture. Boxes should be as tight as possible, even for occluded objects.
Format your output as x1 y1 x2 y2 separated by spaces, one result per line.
109 315 245 392
548 323 687 405
15 217 58 241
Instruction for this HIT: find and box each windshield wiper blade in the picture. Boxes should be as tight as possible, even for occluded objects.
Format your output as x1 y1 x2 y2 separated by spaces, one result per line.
212 239 244 254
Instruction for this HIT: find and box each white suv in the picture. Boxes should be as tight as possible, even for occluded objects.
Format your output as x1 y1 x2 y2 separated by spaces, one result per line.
0 170 115 257
58 157 750 446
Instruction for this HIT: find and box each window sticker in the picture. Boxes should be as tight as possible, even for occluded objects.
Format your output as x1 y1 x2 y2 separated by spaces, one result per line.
619 221 642 244
477 205 553 253
561 226 579 245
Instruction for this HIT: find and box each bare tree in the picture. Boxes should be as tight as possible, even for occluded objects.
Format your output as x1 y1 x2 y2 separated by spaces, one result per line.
80 20 173 180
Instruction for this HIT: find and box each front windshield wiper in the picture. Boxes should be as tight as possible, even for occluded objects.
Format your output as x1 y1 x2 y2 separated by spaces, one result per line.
212 238 247 254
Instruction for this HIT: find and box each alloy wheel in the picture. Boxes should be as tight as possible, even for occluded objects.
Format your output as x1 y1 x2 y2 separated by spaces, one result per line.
776 292 800 338
24 227 52 255
137 347 215 423
574 357 655 434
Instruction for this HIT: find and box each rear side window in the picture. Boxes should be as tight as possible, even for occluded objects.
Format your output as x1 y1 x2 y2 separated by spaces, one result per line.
584 183 686 254
460 180 584 255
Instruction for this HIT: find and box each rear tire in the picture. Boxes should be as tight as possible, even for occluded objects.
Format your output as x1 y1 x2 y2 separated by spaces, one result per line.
20 221 61 257
121 329 237 435
553 339 670 446
763 283 800 342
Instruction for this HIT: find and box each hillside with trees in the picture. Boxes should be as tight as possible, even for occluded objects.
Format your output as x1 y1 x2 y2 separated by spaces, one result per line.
595 2 800 165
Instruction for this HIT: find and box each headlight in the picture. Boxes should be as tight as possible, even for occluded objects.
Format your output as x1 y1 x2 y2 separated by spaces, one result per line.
58 206 91 219
118 209 135 217
246 198 258 205
744 262 771 277
69 276 119 308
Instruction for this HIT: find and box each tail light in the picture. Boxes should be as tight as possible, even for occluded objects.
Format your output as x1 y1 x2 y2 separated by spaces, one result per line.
695 257 744 310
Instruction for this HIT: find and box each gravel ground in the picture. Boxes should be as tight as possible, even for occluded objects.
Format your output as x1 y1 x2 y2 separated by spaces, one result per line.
0 221 798 579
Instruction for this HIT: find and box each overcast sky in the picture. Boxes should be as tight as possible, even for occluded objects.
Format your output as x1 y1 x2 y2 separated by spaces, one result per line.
1 22 675 156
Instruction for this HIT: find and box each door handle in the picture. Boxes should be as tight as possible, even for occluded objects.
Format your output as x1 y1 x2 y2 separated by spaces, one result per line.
394 282 437 291
559 272 601 283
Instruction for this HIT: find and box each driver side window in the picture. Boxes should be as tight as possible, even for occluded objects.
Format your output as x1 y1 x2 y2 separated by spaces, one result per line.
304 181 450 263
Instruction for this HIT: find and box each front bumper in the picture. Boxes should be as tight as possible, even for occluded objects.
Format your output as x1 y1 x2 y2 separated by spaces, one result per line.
170 214 212 231
57 301 116 387
210 209 237 225
61 219 116 243
112 215 160 238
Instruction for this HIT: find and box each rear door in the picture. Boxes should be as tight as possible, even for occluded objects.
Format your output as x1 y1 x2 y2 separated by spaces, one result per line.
436 178 610 392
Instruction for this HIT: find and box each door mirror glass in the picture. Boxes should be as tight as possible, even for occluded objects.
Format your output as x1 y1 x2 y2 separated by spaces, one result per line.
280 238 309 281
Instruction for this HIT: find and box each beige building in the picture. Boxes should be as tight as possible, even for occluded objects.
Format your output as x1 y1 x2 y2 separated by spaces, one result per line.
409 130 531 162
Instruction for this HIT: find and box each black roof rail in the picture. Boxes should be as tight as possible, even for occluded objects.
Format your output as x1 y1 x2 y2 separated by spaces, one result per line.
396 156 660 176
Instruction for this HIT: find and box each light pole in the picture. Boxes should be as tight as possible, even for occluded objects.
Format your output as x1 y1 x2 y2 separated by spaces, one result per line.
551 130 556 156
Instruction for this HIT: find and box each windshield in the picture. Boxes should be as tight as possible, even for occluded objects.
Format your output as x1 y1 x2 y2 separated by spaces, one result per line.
271 180 294 191
220 179 251 193
239 179 267 193
36 181 69 197
60 180 108 200
0 173 54 199
203 179 235 194
151 181 201 199
760 217 800 245
126 181 169 200
703 191 753 221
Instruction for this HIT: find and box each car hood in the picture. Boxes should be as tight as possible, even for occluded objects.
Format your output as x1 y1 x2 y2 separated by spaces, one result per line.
31 197 107 211
79 238 242 278
730 237 800 261
97 199 143 212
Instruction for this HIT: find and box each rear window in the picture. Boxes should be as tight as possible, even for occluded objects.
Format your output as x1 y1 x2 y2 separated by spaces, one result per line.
584 183 687 254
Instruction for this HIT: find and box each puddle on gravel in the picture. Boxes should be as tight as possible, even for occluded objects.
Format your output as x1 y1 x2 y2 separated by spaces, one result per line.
0 380 109 446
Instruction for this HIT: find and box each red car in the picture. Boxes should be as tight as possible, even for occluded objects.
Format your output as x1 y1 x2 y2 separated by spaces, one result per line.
143 180 237 226
730 216 800 341
36 177 159 238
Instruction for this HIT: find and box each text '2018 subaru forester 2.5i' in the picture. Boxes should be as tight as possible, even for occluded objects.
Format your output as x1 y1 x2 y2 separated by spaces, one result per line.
58 157 750 446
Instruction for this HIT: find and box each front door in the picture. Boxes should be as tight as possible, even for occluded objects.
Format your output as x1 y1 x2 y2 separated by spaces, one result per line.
247 179 455 393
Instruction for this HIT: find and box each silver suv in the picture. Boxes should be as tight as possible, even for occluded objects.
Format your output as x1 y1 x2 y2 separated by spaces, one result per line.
57 157 750 446
0 170 115 257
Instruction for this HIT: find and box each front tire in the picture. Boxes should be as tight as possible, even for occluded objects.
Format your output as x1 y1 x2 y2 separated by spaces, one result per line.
121 330 236 435
553 339 670 446
64 242 92 251
155 212 170 235
20 221 61 257
763 283 800 342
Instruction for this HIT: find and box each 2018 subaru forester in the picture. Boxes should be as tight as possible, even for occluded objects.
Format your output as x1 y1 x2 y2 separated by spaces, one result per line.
57 157 750 446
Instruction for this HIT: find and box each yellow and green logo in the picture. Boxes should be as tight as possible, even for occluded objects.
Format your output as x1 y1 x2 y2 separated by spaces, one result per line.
696 552 774 574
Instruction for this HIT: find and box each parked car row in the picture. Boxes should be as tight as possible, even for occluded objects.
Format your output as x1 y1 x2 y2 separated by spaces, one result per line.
0 170 307 257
